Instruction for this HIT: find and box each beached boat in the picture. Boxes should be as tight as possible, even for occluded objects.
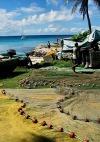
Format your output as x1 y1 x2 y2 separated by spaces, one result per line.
0 58 18 74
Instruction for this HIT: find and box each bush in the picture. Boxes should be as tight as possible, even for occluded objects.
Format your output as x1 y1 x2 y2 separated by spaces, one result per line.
71 30 90 42
51 60 72 68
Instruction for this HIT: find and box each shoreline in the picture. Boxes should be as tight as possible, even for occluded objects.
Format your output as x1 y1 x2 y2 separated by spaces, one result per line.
0 34 71 53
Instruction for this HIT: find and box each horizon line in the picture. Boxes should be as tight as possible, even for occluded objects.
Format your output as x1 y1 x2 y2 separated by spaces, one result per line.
0 34 73 37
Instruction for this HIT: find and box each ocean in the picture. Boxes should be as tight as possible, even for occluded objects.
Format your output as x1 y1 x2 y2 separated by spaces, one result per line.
0 35 71 53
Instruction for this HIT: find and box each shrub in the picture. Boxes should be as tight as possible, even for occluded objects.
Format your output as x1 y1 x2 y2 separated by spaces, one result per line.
71 30 90 42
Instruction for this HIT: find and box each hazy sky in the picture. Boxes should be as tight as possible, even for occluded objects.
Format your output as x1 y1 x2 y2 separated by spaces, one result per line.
0 0 99 35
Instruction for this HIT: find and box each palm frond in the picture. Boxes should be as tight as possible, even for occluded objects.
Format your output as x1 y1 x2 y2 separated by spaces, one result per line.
80 0 88 19
93 0 100 8
72 0 82 13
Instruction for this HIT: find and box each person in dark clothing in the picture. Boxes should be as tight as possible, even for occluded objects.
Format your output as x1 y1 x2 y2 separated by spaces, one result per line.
26 53 32 68
47 41 51 48
90 40 99 51
61 39 64 49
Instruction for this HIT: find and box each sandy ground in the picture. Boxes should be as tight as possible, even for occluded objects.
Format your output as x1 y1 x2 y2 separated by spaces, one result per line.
0 90 79 142
2 88 100 142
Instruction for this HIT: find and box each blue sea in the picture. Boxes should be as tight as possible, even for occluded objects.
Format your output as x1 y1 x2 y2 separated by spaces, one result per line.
0 35 71 54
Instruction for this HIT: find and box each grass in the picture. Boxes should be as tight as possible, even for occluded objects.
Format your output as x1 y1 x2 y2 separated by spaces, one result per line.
51 60 72 68
0 61 100 90
0 91 80 142
0 67 32 88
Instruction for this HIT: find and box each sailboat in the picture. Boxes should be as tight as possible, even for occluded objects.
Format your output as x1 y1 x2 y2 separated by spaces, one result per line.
21 35 25 40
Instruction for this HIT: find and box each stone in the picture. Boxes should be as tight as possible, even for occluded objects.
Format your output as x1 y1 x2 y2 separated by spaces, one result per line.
41 121 47 126
32 118 38 123
69 132 76 138
48 124 53 129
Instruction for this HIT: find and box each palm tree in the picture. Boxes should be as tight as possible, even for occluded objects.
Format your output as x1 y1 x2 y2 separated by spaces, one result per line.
65 0 100 33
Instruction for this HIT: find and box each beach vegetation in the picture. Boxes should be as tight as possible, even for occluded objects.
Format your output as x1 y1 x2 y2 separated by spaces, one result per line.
71 30 89 42
51 60 72 68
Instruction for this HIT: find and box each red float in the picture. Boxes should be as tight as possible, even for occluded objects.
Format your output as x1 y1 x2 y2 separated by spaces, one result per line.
41 121 47 126
18 107 22 112
20 110 25 115
48 124 53 129
69 132 76 138
32 118 38 123
57 127 64 132
21 103 26 108
25 115 30 119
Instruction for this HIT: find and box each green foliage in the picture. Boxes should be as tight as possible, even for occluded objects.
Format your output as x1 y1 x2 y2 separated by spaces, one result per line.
32 60 72 68
51 60 72 68
71 30 90 42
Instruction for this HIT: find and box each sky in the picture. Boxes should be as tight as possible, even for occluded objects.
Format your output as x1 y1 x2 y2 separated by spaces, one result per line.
0 0 99 35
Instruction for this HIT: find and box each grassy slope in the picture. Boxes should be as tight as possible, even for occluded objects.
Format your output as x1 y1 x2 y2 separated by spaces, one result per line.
0 92 79 142
0 67 32 88
0 63 100 89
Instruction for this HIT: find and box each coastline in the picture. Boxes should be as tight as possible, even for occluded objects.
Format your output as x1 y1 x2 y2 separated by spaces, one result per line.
0 34 71 53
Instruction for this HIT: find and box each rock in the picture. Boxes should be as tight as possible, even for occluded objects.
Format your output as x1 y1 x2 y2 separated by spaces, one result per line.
85 118 90 122
20 100 24 103
15 97 19 102
18 107 22 112
72 115 77 120
66 111 70 115
20 110 25 115
69 132 76 138
57 105 62 109
59 108 64 113
32 118 38 123
97 118 100 124
41 121 47 126
21 103 26 108
25 115 31 119
48 124 53 129
57 127 64 132
1 89 6 95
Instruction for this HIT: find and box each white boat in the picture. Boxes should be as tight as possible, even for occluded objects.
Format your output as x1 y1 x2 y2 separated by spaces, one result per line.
21 35 25 40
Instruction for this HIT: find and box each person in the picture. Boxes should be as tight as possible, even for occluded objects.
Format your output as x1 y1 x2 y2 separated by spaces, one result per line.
26 53 32 68
57 38 59 44
60 39 64 49
60 39 64 59
88 40 99 68
47 41 51 48
72 42 81 73
90 40 99 51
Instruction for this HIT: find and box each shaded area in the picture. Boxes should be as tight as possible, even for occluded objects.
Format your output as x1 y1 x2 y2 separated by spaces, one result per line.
29 133 55 142
0 71 27 79
0 67 32 88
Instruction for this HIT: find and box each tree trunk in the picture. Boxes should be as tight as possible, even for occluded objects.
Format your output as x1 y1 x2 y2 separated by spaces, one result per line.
86 4 92 33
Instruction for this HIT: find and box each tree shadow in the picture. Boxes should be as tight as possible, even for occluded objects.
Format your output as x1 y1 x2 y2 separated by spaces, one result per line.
20 133 55 142
78 71 95 74
0 71 27 79
31 134 55 142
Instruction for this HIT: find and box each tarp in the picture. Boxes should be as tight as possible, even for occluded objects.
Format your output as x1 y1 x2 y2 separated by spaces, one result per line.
79 30 100 48
63 39 75 51
63 30 100 50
